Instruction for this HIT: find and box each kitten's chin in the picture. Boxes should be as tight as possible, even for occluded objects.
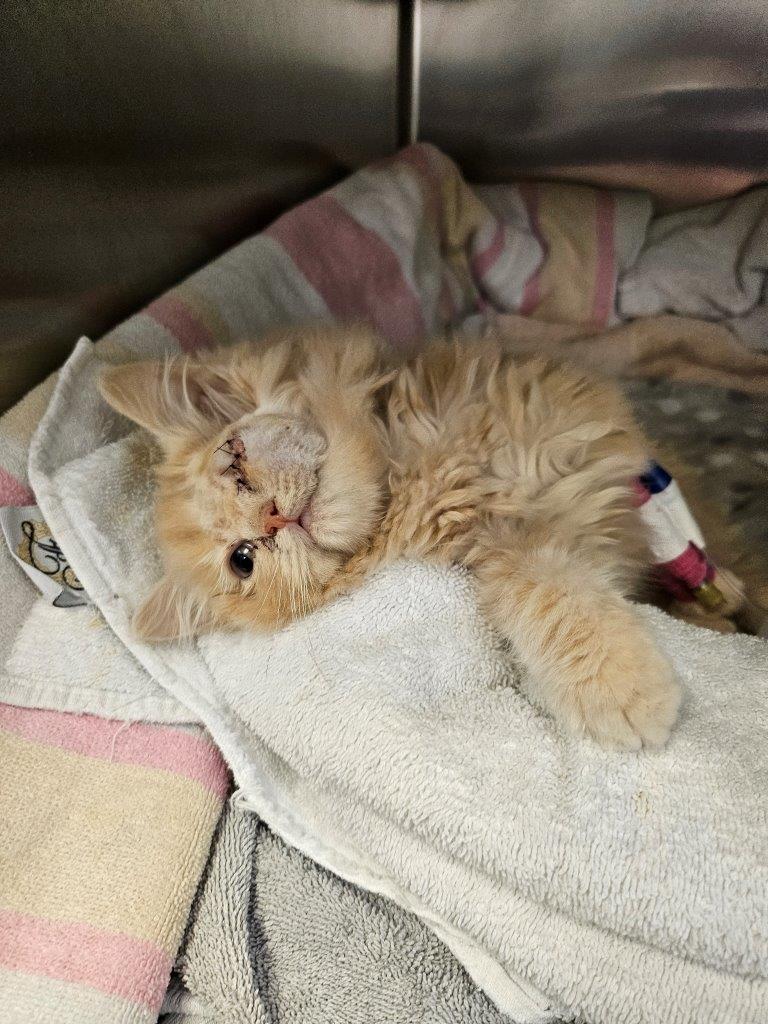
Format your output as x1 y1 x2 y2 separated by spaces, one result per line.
279 520 313 545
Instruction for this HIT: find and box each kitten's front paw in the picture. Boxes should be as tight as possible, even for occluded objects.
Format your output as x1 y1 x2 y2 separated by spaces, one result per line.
557 638 681 751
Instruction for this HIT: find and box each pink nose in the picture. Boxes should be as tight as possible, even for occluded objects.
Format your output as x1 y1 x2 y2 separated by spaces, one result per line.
263 502 297 535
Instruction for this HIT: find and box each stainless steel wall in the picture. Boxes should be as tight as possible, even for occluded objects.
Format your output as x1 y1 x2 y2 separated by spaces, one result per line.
4 0 768 409
418 0 768 182
1 0 400 409
4 0 400 165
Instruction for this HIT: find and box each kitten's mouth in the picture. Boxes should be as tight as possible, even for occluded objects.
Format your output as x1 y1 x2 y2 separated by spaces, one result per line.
283 521 311 542
274 503 315 548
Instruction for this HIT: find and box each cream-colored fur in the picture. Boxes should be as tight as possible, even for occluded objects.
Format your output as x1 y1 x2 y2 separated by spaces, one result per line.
101 324 685 749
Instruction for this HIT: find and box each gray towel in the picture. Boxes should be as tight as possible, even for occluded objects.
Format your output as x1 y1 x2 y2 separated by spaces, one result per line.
169 798 522 1024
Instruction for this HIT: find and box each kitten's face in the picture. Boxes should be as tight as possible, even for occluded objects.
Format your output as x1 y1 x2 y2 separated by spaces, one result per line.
100 328 388 641
157 406 376 633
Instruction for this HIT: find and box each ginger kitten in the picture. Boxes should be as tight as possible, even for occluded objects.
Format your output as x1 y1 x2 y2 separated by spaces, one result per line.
101 324 683 750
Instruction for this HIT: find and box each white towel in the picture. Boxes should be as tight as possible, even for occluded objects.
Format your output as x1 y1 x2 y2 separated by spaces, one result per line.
28 337 768 1024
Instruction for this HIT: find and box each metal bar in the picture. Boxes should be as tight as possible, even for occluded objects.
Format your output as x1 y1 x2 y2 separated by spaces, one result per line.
397 0 422 146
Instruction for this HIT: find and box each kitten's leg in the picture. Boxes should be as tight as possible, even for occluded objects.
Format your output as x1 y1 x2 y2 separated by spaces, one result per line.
474 538 681 750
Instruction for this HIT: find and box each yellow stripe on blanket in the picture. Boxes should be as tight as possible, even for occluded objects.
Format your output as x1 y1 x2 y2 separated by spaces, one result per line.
527 183 617 330
0 713 225 954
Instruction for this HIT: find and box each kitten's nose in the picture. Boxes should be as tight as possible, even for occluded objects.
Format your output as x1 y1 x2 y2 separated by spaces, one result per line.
263 501 296 535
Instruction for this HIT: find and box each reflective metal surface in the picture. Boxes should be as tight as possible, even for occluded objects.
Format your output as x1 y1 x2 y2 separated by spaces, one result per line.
3 0 399 163
1 1 400 410
4 0 768 409
418 0 768 180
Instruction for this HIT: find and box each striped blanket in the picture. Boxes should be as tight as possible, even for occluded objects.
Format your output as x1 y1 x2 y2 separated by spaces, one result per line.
1 142 765 1023
0 708 227 1022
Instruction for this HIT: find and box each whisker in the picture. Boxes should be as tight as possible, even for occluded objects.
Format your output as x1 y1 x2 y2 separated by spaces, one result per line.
253 558 280 619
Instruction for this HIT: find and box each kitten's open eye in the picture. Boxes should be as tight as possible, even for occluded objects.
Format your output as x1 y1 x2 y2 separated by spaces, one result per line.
229 542 255 579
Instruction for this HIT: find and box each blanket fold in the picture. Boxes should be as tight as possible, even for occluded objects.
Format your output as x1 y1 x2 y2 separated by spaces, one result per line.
0 704 228 1024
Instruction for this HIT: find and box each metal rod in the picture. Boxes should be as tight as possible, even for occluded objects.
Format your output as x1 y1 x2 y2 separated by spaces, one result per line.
397 0 421 146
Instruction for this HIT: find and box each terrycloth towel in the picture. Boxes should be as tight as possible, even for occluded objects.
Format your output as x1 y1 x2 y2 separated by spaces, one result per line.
0 495 228 1024
475 180 650 330
0 705 228 1023
168 796 517 1024
26 335 768 1024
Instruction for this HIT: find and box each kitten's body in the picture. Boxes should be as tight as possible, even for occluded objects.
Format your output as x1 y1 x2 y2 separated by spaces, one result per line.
102 326 692 749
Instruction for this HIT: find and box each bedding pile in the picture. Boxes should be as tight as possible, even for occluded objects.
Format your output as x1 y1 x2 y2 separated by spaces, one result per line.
164 798 516 1024
1 143 767 1024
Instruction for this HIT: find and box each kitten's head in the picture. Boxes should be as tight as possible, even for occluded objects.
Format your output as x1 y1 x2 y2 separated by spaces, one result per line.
100 327 389 642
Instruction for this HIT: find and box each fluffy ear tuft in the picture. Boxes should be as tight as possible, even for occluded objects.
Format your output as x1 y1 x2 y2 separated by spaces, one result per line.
132 575 212 643
99 356 247 441
100 362 172 437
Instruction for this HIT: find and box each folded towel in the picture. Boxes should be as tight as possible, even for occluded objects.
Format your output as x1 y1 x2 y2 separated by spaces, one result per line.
171 796 519 1024
26 335 768 1024
0 704 228 1024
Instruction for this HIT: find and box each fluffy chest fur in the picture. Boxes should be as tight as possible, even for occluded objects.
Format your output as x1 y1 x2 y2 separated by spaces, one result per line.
374 340 648 576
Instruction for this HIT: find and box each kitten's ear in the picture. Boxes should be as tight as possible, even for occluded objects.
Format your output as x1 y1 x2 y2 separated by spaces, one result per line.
133 576 212 643
99 358 244 441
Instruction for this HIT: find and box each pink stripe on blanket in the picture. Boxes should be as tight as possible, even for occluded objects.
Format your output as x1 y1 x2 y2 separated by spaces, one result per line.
518 184 543 315
591 191 616 329
0 909 172 1010
267 193 426 348
0 466 35 508
146 295 216 352
0 706 229 797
